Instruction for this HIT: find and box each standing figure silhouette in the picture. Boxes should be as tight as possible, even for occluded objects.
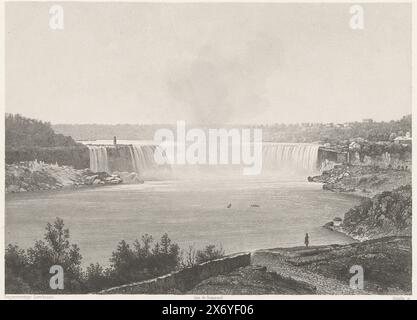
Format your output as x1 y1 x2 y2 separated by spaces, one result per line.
304 233 309 248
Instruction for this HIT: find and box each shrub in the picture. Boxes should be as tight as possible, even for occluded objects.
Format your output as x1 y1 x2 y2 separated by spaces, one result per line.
195 245 225 264
5 219 225 293
5 218 84 293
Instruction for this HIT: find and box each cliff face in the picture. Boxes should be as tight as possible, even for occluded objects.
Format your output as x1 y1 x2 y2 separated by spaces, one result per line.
340 185 411 241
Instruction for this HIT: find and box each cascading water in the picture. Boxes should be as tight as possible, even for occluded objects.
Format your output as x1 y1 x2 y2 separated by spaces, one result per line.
130 145 158 173
128 145 171 178
88 146 109 173
262 143 319 175
86 142 319 178
87 143 169 177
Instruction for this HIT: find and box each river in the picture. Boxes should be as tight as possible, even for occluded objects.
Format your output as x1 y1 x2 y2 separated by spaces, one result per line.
5 175 359 266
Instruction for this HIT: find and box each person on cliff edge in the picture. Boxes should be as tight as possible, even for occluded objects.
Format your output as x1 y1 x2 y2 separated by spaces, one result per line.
304 233 309 248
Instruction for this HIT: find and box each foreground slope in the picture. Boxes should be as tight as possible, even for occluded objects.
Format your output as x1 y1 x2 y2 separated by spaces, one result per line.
188 236 411 295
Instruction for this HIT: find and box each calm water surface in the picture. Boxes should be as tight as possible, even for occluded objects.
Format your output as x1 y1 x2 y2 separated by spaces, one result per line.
5 176 360 266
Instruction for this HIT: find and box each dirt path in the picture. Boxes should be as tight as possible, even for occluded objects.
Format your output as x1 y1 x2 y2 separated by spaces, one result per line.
252 247 367 295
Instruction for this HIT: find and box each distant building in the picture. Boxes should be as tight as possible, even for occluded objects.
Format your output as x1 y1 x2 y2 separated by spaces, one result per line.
362 119 373 123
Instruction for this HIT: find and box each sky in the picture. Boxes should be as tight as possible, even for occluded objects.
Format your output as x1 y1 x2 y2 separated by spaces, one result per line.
5 2 411 125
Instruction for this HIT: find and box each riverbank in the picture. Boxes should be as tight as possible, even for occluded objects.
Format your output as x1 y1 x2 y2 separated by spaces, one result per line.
188 236 411 295
249 236 411 295
5 161 129 193
324 185 412 241
308 164 411 198
189 236 411 295
192 165 413 295
5 160 412 295
308 164 411 242
98 236 411 295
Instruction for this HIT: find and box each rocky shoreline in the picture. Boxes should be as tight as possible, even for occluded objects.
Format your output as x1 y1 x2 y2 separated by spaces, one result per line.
5 161 412 295
308 164 412 242
324 185 412 241
5 161 143 193
308 164 411 198
191 164 413 295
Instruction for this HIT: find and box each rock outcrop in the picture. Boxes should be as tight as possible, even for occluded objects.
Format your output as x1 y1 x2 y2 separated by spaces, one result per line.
325 185 412 241
309 164 411 197
5 161 123 193
311 164 411 242
113 171 144 184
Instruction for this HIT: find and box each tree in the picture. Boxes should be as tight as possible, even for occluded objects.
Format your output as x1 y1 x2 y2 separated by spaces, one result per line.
5 219 224 294
5 244 32 293
106 233 182 287
181 245 197 268
27 218 83 293
5 113 80 148
180 244 226 267
5 218 84 293
195 245 225 264
84 263 112 293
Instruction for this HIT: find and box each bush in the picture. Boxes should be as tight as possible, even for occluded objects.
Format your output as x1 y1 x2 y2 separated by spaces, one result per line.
5 219 226 293
5 244 32 293
5 218 84 293
84 263 113 293
195 245 225 264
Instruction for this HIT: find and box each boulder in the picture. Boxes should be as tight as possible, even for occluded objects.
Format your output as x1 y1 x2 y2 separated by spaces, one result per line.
113 171 143 184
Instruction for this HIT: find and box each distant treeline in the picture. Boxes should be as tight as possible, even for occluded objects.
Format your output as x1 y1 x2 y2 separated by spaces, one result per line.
263 115 411 144
5 113 412 145
53 123 173 141
53 115 412 143
6 114 81 148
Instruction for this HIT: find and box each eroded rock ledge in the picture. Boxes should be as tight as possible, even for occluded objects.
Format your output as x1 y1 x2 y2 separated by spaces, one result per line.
5 161 124 193
324 185 411 241
308 164 411 198
310 164 412 243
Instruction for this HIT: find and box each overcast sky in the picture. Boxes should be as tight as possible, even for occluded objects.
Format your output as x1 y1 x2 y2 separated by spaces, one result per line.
6 2 411 125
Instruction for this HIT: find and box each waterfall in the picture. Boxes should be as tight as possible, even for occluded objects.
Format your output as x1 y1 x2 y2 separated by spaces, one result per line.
262 143 319 175
130 145 157 173
86 142 319 178
128 146 137 173
87 143 169 177
129 144 170 177
88 146 109 173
